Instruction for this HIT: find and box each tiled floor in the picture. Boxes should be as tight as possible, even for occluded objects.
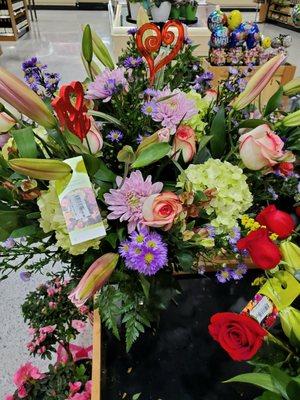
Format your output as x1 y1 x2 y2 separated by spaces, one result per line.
0 9 299 398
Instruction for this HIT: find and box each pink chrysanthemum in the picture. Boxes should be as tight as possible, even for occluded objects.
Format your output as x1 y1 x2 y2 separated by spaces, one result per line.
104 171 163 233
86 68 128 102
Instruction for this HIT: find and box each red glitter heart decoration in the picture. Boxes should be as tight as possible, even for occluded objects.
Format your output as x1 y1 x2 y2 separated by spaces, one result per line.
136 20 185 85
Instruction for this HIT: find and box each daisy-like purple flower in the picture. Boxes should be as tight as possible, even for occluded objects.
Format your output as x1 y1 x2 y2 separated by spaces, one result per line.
141 101 157 116
104 170 163 232
123 56 143 69
144 88 158 97
216 267 231 283
119 229 168 275
86 68 129 102
230 263 248 280
107 129 124 143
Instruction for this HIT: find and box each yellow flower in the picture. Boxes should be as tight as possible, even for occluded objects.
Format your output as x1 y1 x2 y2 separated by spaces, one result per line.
269 233 279 241
37 182 100 255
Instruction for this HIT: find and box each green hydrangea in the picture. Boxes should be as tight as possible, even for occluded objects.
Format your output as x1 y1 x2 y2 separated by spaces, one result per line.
177 159 253 233
186 91 209 139
37 182 100 255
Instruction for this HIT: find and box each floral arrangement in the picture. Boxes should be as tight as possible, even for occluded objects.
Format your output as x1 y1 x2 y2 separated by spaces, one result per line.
0 18 299 399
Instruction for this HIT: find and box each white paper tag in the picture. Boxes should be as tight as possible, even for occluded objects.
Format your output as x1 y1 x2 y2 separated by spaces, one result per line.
249 296 273 323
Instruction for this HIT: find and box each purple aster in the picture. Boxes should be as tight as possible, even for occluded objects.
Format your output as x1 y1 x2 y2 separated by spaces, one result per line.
107 129 123 143
2 237 15 249
44 72 61 93
86 68 129 102
20 271 31 282
144 88 158 97
225 81 235 92
184 37 192 45
229 67 238 75
151 89 197 133
237 78 247 92
104 170 163 233
230 263 248 280
216 267 232 283
206 225 216 238
141 101 157 116
22 57 46 72
119 230 168 275
201 71 214 81
123 56 143 69
127 27 138 35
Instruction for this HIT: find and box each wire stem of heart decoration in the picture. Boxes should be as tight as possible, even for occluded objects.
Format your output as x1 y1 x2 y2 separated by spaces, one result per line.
135 20 185 86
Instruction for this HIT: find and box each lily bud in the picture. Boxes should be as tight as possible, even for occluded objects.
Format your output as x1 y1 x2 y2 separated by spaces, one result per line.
283 77 300 96
0 112 16 133
68 253 119 307
232 54 286 110
280 109 300 127
280 306 300 342
0 67 56 128
9 158 72 180
279 241 300 275
136 132 159 155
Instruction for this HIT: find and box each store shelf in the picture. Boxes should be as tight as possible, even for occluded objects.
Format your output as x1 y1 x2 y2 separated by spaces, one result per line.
0 0 30 41
266 0 300 30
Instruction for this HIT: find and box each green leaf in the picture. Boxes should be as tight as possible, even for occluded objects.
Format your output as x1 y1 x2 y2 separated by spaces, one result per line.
64 130 86 152
197 135 213 151
239 119 268 129
286 380 300 400
269 367 291 399
82 154 102 177
255 391 282 400
47 128 69 155
88 110 123 128
10 224 37 238
139 275 150 299
26 212 41 220
264 86 284 116
209 106 226 158
105 232 118 249
193 146 211 164
132 142 171 168
225 373 280 394
12 127 38 158
132 394 141 400
94 160 116 183
0 187 14 204
82 24 93 64
0 210 24 236
177 252 194 271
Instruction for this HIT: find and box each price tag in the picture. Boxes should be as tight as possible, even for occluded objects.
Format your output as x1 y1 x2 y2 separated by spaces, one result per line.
55 156 106 245
242 294 278 329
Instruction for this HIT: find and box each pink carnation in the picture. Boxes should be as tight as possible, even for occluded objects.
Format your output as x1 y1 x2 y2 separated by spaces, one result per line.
71 320 86 333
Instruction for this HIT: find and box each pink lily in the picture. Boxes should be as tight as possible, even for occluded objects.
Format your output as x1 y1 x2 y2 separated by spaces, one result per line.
0 67 56 128
68 253 119 307
232 53 286 110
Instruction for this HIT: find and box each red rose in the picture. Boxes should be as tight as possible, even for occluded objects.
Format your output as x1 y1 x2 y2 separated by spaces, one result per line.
278 162 294 176
256 205 295 239
237 228 281 269
208 312 267 361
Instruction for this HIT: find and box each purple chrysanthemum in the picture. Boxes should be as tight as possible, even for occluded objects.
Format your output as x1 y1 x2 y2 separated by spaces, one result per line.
104 170 163 232
86 68 128 102
145 88 197 133
216 267 231 283
123 56 143 69
107 129 123 143
119 229 168 275
230 263 248 280
144 88 158 97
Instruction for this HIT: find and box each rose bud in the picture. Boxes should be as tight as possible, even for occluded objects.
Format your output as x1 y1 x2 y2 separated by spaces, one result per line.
173 125 196 163
239 124 285 170
142 192 183 230
208 312 267 361
278 162 294 176
256 205 295 239
237 228 281 269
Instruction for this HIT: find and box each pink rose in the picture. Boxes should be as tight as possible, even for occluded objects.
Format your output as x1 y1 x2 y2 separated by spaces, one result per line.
82 117 103 154
142 192 183 230
157 128 170 143
71 319 86 333
172 125 196 163
239 124 285 170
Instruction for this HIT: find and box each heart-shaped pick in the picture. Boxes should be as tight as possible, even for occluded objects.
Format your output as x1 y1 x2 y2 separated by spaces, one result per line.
136 20 185 85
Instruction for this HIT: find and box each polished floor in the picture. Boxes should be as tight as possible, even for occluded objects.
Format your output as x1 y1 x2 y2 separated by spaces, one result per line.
0 9 299 398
